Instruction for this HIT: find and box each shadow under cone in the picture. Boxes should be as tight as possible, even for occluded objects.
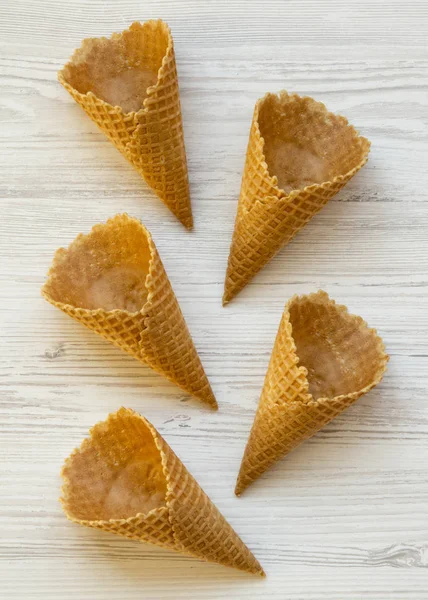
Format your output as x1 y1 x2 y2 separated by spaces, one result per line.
223 92 371 304
235 291 388 495
42 214 216 408
59 20 192 229
61 408 264 575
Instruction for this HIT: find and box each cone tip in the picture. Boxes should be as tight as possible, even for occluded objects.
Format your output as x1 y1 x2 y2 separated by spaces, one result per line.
210 398 219 411
222 280 240 305
178 212 193 230
196 385 218 410
234 477 248 497
222 289 232 306
235 551 265 577
246 556 266 577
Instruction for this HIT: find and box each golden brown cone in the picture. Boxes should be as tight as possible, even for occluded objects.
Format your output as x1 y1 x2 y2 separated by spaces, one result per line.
61 408 264 575
58 20 192 229
235 291 388 495
42 214 216 408
223 92 371 304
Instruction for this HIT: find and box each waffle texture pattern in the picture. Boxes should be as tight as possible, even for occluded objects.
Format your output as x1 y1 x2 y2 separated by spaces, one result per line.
61 408 264 575
224 92 371 303
59 20 192 228
235 291 388 495
42 215 216 407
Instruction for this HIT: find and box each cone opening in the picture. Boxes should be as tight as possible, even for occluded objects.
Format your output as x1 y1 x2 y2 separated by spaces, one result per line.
61 409 168 522
288 292 386 401
61 21 169 114
258 92 370 194
43 214 152 314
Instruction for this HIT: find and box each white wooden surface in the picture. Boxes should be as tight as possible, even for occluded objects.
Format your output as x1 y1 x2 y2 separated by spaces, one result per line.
1 1 428 598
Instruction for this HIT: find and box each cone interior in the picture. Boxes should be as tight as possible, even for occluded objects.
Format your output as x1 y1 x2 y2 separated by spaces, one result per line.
288 292 386 401
62 410 167 522
43 215 151 313
61 21 169 113
259 93 370 194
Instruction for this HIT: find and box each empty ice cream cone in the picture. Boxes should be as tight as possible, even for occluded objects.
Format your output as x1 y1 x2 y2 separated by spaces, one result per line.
59 20 192 228
61 408 264 575
42 214 216 408
235 291 388 495
223 92 371 304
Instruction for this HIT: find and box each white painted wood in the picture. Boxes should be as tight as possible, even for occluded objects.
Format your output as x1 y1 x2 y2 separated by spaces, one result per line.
1 1 427 597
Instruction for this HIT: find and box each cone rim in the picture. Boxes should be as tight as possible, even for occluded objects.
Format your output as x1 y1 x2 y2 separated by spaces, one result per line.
252 90 371 201
41 214 158 318
284 290 389 407
61 408 176 525
58 20 174 118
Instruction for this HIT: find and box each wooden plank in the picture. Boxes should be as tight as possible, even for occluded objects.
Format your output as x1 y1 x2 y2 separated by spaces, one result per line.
1 1 427 597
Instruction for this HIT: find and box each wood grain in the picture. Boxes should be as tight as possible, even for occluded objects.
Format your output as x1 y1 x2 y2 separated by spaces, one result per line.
1 0 427 598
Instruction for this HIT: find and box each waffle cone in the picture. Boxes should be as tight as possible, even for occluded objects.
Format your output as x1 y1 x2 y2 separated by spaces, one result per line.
235 291 388 495
223 92 371 304
42 214 216 408
59 20 192 229
61 408 264 575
